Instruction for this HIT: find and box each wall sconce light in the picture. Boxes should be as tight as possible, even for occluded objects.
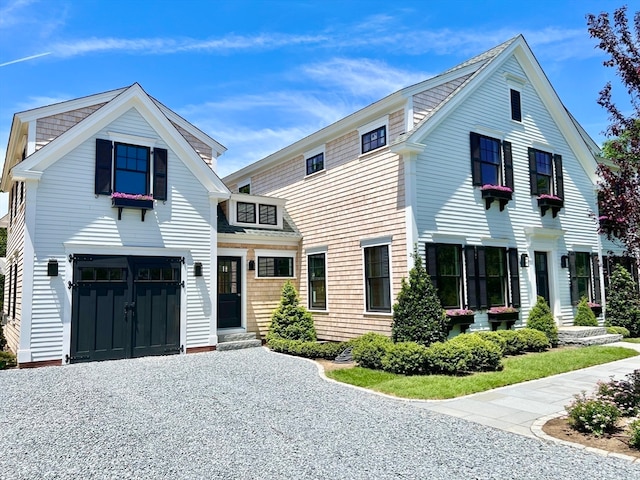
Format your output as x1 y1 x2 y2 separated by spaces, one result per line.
520 253 529 268
561 255 569 269
248 260 255 271
47 259 58 276
194 262 203 277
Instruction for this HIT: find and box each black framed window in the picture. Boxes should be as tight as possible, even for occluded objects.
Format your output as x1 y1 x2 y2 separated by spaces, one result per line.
534 150 553 195
237 202 256 223
238 184 250 194
362 126 386 154
436 244 463 309
259 204 277 225
258 257 293 277
308 253 326 310
575 252 591 300
306 153 324 175
364 245 391 312
114 143 150 195
479 136 501 186
486 247 507 306
470 133 513 190
510 89 522 122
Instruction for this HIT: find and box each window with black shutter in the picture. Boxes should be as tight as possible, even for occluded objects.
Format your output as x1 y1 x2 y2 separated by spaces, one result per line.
426 244 463 309
510 89 522 122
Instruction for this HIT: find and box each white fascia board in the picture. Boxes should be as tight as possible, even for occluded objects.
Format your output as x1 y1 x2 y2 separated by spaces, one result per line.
14 88 126 123
1 116 27 191
217 233 301 247
230 192 286 206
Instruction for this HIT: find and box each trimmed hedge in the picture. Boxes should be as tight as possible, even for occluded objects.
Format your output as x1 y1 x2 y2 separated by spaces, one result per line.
475 331 507 356
495 330 526 355
447 334 503 372
267 338 348 359
381 342 429 375
351 333 392 370
516 328 550 352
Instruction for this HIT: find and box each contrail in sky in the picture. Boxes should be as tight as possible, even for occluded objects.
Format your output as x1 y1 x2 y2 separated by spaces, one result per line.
0 52 51 67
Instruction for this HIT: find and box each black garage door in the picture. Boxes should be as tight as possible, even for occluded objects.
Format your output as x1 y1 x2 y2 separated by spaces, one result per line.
69 255 182 363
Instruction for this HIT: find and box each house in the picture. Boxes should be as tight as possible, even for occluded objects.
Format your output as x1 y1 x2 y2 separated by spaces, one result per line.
0 83 297 367
224 35 611 342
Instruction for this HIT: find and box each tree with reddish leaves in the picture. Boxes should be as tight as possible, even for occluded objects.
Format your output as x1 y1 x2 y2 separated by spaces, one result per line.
587 6 640 262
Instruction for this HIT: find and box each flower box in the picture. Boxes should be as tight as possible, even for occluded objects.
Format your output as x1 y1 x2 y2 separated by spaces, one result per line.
488 310 519 331
446 309 475 333
537 195 563 218
481 185 512 211
112 195 154 221
588 303 602 316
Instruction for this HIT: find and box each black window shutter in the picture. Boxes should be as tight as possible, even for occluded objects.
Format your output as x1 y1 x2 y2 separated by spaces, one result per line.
553 154 564 200
477 246 488 308
425 244 438 291
464 246 478 309
503 141 514 191
153 148 168 201
510 89 522 121
569 252 578 306
470 132 482 186
95 139 113 195
528 148 538 195
508 248 521 307
602 255 611 290
591 254 601 304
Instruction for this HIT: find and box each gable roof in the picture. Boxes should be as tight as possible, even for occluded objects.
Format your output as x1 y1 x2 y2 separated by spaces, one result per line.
2 83 230 197
225 35 599 186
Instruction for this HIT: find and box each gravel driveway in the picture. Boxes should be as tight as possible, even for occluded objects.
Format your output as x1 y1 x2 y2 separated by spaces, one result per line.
1 347 639 479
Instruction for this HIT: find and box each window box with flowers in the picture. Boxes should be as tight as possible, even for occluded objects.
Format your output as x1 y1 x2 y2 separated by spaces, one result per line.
481 185 513 211
588 302 602 317
487 306 519 330
445 309 475 333
111 193 154 221
537 194 563 218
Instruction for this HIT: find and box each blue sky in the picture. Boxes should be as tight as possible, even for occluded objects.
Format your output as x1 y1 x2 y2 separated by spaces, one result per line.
0 0 632 214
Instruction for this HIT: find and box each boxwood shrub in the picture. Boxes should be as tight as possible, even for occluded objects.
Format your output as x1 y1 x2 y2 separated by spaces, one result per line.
380 342 429 375
515 328 551 352
607 326 631 338
495 330 527 355
447 334 503 372
425 340 472 375
267 338 348 359
351 332 393 370
474 331 507 356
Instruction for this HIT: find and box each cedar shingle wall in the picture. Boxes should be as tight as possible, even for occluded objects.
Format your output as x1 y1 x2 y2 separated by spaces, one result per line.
35 104 106 150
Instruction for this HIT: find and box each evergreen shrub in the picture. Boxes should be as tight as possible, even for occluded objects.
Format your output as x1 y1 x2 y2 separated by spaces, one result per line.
380 342 429 375
605 265 640 337
574 296 598 327
351 332 392 370
495 330 526 355
267 281 317 342
515 328 550 352
447 334 502 372
606 326 631 337
526 296 559 346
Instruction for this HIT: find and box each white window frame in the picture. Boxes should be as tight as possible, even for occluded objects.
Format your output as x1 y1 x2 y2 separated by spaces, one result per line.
358 115 389 156
304 145 326 177
254 249 296 279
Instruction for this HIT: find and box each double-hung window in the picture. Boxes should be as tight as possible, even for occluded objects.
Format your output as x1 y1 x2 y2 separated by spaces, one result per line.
308 253 327 310
569 252 601 305
426 244 463 309
95 138 167 200
363 244 391 312
485 247 507 306
470 133 513 190
529 148 564 199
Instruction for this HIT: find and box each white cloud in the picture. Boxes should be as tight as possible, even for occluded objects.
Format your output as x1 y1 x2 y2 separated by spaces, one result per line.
0 0 37 29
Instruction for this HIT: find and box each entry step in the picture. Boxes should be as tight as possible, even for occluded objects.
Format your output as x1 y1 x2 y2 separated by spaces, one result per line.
217 332 262 351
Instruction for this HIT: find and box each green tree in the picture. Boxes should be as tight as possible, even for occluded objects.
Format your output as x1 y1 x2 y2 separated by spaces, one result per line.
574 296 598 327
605 265 640 336
526 296 558 346
391 247 447 347
266 281 317 342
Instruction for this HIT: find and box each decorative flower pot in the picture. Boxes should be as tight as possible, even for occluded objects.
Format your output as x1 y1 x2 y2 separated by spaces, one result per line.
537 197 563 218
488 311 519 331
481 187 512 211
446 314 475 333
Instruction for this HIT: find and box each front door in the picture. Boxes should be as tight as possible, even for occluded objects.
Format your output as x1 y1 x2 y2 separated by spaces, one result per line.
534 251 550 305
217 256 242 328
70 255 182 363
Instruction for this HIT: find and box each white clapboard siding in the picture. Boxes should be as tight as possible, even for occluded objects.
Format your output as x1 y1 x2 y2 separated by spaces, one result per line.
29 107 215 357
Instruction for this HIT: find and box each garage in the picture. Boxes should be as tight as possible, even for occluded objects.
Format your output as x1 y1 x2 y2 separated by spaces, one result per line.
69 255 182 363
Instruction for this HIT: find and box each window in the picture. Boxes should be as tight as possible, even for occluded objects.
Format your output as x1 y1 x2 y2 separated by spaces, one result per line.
308 253 326 310
237 202 256 223
470 133 513 189
364 245 391 312
510 89 522 122
529 148 564 199
570 252 601 305
437 245 463 308
95 138 167 200
259 204 277 225
258 257 294 277
306 153 324 175
486 247 507 306
362 126 386 154
114 143 150 195
238 183 250 194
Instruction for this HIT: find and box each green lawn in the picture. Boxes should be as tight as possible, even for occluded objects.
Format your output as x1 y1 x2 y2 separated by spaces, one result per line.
326 346 638 400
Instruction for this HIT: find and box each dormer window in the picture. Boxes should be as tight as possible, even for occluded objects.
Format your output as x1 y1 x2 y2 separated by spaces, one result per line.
237 202 256 223
362 126 386 154
228 193 286 230
306 152 324 175
259 204 277 225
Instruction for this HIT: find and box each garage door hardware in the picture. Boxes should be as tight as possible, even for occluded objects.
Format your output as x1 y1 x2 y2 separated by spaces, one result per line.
65 354 90 363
